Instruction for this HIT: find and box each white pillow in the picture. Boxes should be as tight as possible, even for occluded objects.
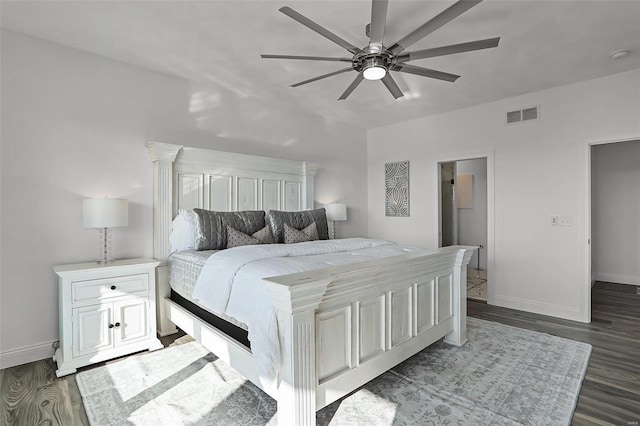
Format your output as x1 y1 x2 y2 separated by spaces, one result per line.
169 209 197 253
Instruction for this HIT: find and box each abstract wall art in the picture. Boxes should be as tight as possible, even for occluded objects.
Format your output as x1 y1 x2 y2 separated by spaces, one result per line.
456 173 474 209
385 161 410 217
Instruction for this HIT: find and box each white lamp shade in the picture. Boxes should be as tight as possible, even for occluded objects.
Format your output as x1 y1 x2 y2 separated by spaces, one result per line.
325 203 347 222
83 198 128 228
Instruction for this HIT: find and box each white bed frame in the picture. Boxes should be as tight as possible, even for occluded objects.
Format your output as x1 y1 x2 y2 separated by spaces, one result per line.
147 142 476 425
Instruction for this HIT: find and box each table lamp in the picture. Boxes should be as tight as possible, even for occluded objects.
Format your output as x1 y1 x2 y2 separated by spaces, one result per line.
83 198 128 263
325 203 347 239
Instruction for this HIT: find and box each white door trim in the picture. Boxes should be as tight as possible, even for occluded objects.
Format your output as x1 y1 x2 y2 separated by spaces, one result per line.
438 161 458 247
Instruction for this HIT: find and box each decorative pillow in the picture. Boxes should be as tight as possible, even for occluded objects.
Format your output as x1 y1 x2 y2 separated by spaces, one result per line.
227 225 259 248
169 209 197 253
283 222 319 244
252 225 274 244
267 208 329 243
193 209 266 250
226 225 275 249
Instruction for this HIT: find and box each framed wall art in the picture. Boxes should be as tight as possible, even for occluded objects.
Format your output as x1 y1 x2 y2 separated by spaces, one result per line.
385 161 409 217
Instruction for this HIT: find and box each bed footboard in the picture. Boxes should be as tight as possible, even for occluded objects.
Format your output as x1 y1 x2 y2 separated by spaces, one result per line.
265 245 476 426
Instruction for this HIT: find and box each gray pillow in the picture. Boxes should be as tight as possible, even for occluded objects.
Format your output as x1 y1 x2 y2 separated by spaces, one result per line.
267 208 329 243
193 209 266 250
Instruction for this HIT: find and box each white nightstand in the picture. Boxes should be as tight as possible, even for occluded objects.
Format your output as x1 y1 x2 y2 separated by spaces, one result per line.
53 258 163 377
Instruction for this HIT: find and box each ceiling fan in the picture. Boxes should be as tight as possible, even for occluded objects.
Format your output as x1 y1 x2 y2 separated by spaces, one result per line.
261 0 500 100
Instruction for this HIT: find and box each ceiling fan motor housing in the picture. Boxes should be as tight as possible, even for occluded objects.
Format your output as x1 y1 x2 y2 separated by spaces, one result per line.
354 50 394 74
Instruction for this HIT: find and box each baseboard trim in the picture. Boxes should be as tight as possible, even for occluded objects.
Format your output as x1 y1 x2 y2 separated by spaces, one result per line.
594 273 640 286
493 295 583 322
0 341 55 369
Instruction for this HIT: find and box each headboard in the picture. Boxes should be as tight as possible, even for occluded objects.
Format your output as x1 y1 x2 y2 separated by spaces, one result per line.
146 142 319 263
146 142 318 336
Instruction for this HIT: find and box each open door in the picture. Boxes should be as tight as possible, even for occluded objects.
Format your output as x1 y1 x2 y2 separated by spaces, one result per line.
440 161 457 247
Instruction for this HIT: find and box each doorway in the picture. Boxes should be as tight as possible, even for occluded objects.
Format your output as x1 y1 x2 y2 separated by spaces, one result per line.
581 137 640 323
590 140 640 286
439 158 488 302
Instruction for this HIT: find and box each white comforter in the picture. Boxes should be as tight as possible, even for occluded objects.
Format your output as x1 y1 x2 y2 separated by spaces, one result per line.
191 238 422 390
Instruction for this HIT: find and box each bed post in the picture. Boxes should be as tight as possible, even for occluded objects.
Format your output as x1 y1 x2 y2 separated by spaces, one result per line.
444 247 475 346
302 162 318 209
146 142 184 337
267 278 331 426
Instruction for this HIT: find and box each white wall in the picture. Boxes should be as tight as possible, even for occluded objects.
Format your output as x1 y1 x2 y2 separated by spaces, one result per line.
368 69 640 322
592 140 640 285
456 158 488 270
0 31 368 367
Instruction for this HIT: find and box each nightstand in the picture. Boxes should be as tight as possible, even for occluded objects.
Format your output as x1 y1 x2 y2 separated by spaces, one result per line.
53 258 163 377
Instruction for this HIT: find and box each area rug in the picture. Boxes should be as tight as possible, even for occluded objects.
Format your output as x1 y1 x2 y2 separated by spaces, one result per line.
76 318 591 425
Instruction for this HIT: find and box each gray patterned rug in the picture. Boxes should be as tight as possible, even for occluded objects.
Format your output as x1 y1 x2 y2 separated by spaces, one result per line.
76 318 591 425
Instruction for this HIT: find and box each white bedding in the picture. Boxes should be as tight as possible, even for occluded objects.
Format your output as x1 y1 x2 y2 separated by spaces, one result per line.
191 237 423 390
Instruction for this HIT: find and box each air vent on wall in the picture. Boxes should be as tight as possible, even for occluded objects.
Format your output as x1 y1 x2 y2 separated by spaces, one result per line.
506 106 539 125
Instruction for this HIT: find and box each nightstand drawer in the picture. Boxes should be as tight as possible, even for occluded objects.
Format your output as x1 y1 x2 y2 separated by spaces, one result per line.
72 274 148 303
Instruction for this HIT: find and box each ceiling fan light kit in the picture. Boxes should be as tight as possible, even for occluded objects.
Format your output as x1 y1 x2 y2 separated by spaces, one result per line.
362 57 388 80
363 63 387 80
262 0 500 100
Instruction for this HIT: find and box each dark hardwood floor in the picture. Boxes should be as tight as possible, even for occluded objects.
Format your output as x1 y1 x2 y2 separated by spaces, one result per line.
1 282 638 425
468 281 640 425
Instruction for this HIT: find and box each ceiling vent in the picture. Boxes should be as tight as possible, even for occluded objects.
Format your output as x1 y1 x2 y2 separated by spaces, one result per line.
506 106 539 125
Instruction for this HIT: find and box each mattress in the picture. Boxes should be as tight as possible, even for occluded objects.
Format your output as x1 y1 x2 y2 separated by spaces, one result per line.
168 250 248 331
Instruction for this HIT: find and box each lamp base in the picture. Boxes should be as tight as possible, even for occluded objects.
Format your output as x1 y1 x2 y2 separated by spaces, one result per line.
330 221 339 239
98 227 114 264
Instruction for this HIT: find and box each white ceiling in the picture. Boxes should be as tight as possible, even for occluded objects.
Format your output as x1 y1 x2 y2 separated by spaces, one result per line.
2 0 639 129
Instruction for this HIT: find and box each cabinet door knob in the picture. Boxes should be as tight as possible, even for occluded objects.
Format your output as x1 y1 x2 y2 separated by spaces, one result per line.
115 322 121 327
110 285 116 290
108 324 114 329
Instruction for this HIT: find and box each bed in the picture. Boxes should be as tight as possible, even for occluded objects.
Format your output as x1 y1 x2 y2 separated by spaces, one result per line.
147 142 476 425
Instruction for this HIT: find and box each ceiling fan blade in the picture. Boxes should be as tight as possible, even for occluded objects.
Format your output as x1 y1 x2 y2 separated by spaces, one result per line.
290 67 354 88
388 0 483 55
392 63 460 82
397 37 500 62
279 6 363 55
338 74 365 100
381 73 404 99
369 0 389 52
261 54 352 62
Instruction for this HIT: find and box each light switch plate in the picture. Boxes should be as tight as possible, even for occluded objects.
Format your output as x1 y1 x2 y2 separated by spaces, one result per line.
559 216 572 226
